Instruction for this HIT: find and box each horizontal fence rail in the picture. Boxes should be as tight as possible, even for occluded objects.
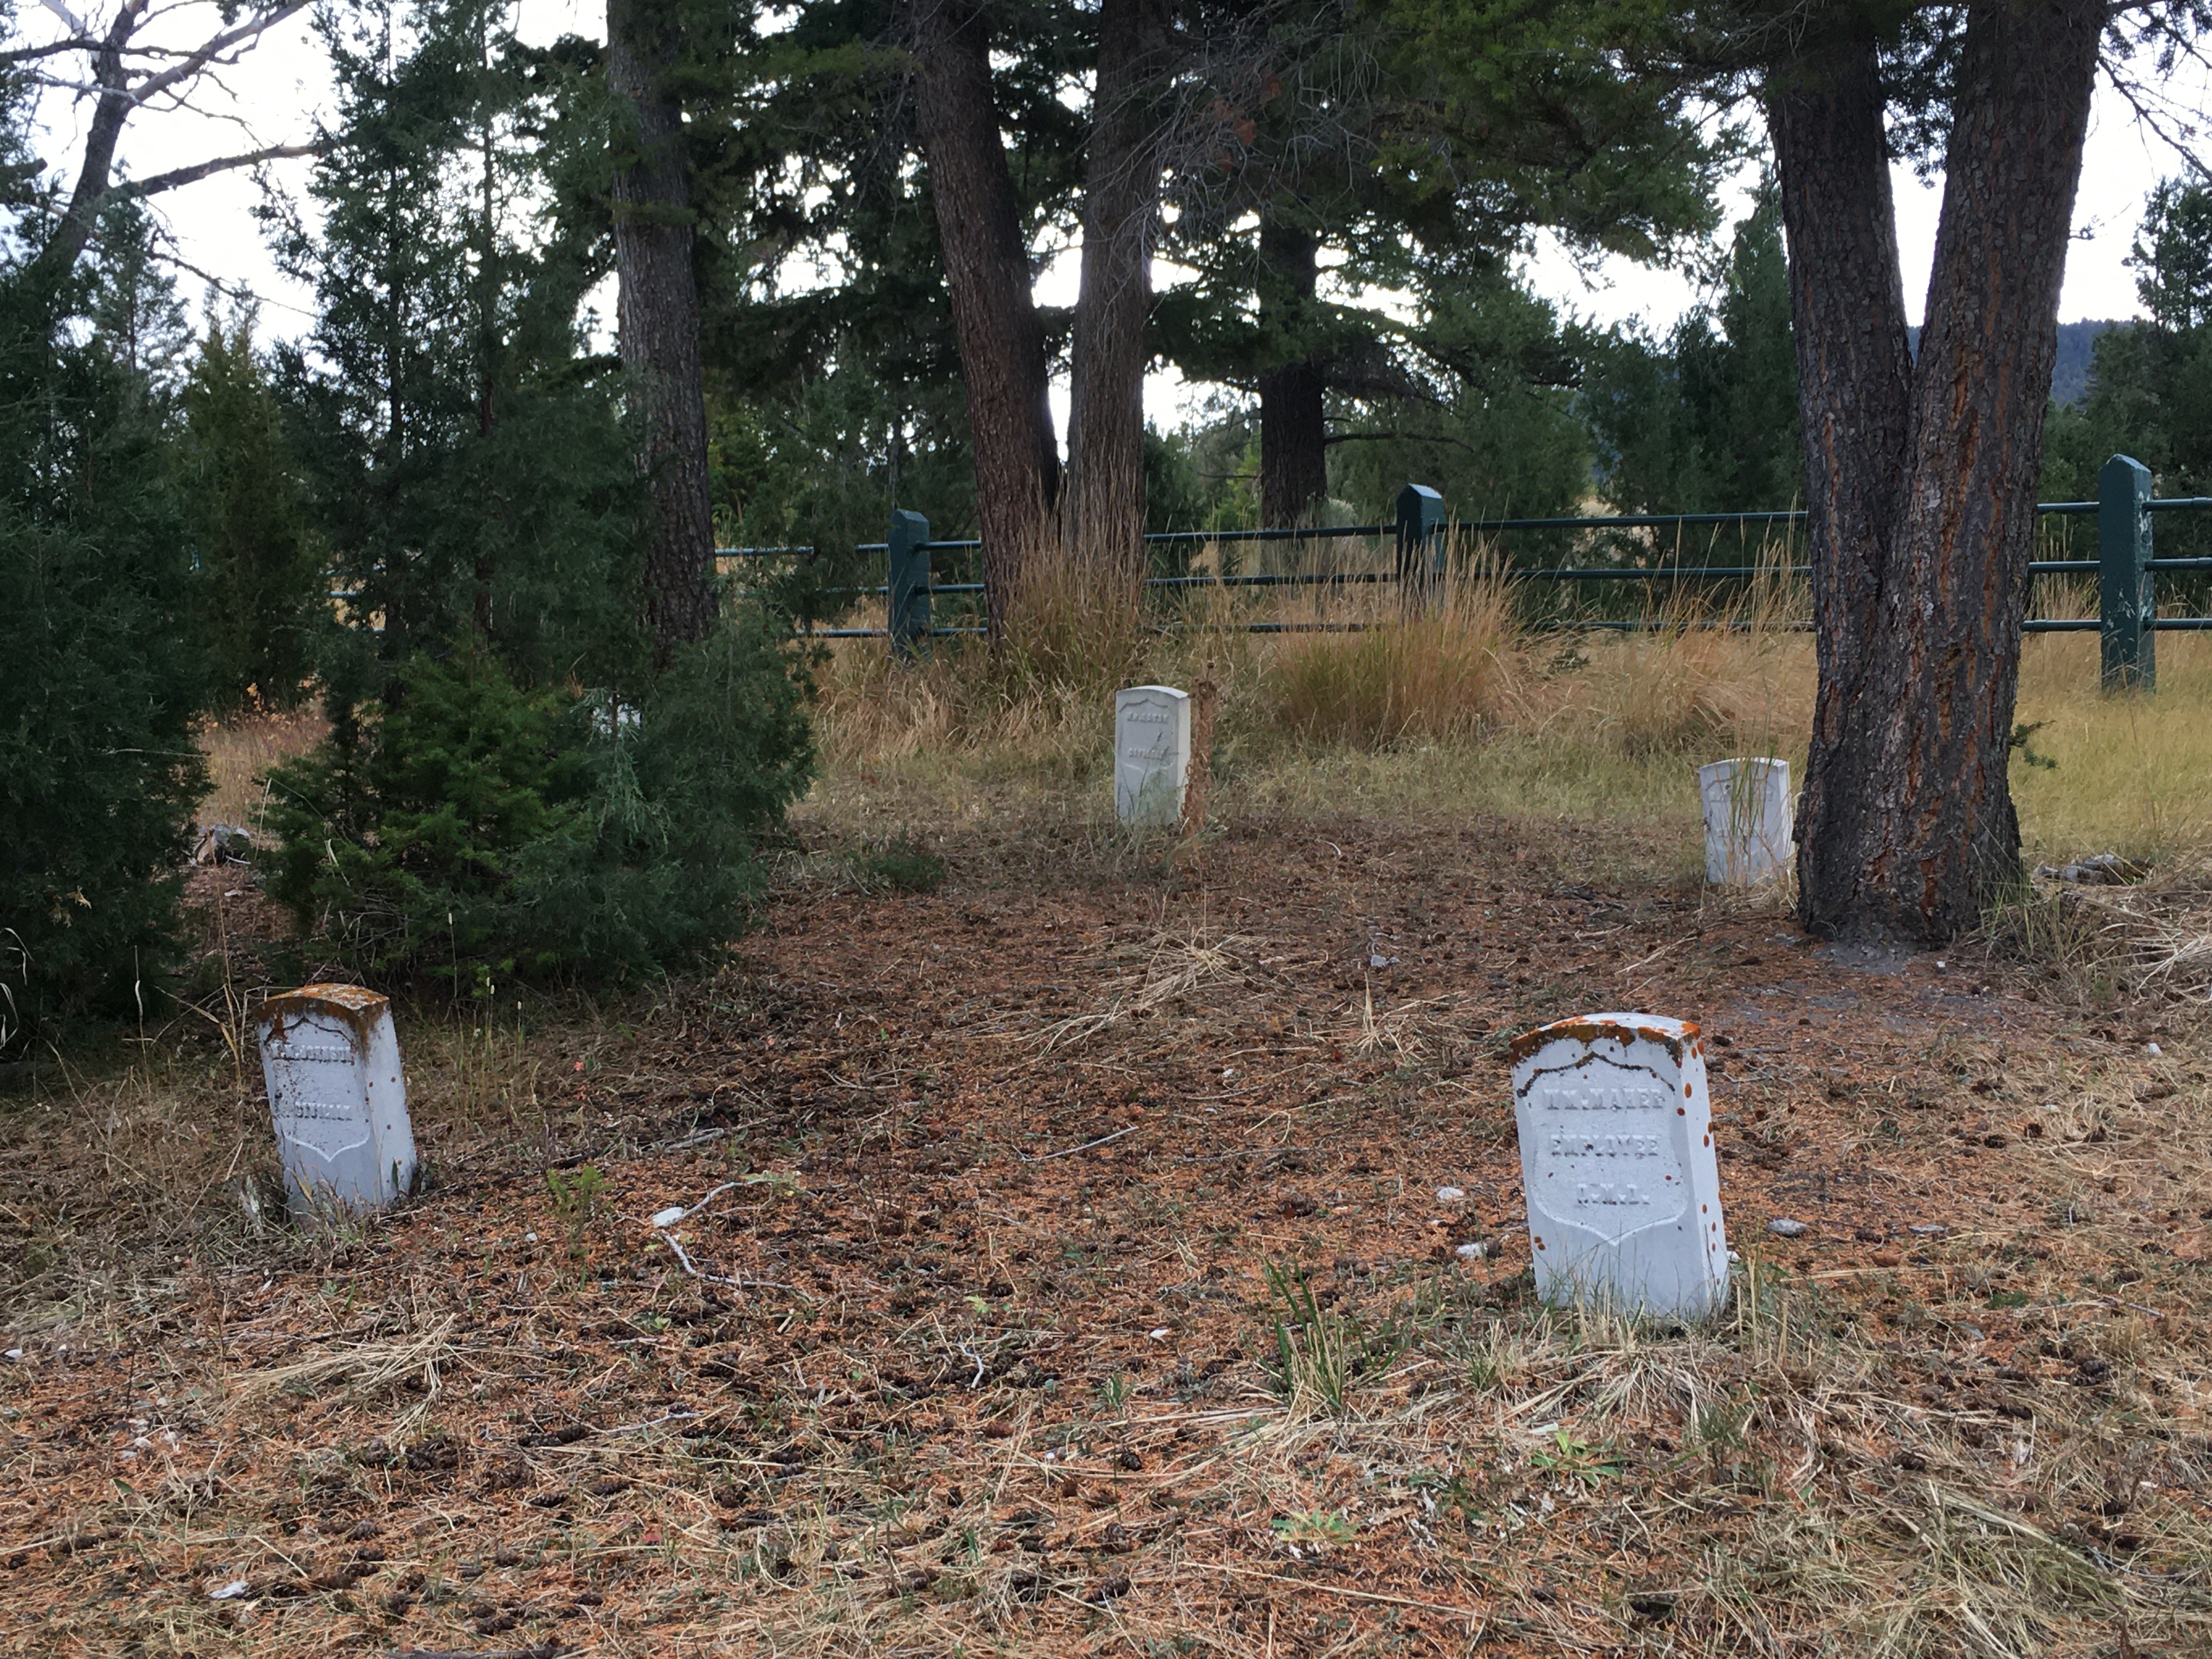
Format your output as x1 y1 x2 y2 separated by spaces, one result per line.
721 454 2203 690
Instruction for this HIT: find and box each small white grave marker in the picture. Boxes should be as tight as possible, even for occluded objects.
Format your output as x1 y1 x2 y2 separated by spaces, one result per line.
257 984 415 1214
1114 685 1191 827
1696 757 1793 884
1510 1013 1728 1317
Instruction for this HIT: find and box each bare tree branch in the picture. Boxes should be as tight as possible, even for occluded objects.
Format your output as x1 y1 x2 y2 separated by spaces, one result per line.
129 1 308 109
21 0 313 294
0 38 100 64
113 139 324 200
34 0 89 41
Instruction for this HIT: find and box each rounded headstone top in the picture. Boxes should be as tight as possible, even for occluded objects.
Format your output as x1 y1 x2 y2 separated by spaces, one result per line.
1509 1012 1701 1064
261 983 391 1040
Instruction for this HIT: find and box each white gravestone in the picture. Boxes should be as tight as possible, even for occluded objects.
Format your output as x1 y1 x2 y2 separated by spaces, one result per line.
1114 685 1191 827
1510 1013 1728 1317
257 984 416 1214
1697 757 1795 884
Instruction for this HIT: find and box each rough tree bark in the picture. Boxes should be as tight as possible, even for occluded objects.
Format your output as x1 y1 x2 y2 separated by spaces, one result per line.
608 0 718 658
1768 31 1916 926
30 5 139 296
913 0 1061 635
1256 217 1327 527
1064 0 1175 574
1775 0 2106 942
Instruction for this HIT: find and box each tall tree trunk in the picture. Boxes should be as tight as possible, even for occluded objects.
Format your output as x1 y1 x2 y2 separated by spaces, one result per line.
474 91 498 637
1256 217 1326 528
912 0 1060 636
1064 0 1173 575
1777 0 2104 942
1768 32 1915 928
26 6 139 300
608 0 718 659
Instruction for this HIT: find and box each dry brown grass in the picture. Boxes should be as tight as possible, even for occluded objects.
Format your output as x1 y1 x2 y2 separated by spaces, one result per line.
1266 573 1523 747
807 558 2212 882
195 707 327 836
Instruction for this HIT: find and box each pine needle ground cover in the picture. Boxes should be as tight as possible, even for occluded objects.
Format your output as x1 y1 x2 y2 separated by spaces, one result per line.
4 788 2210 1657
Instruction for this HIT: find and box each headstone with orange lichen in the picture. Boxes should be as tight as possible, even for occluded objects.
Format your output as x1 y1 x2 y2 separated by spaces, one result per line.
1510 1013 1728 1317
256 984 416 1214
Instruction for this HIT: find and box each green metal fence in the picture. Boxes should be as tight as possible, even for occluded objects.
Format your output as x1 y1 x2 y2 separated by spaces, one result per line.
720 452 2212 692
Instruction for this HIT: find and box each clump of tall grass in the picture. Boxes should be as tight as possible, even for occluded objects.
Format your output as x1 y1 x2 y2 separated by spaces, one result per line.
196 704 328 831
1560 557 1813 759
808 534 1159 774
809 637 1106 775
1264 565 1522 746
996 538 1148 700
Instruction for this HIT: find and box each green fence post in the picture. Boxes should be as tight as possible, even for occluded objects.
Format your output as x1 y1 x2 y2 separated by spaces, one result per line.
2099 453 2154 692
1396 483 1445 610
887 509 931 659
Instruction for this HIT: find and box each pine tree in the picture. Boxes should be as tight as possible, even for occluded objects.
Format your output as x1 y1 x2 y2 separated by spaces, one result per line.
263 0 814 987
0 176 208 1052
1583 184 1802 517
84 199 191 390
177 307 326 710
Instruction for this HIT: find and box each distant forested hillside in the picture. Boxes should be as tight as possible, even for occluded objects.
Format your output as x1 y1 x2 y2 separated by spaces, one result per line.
1904 319 2121 406
2052 320 2126 405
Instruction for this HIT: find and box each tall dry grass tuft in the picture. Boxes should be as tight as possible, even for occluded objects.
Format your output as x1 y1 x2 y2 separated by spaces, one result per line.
1560 561 1813 761
996 534 1148 701
1264 562 1522 747
807 535 1150 777
810 636 1105 775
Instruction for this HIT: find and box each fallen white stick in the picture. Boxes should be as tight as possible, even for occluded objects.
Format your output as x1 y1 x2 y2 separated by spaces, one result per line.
655 1229 801 1298
649 1181 740 1229
1020 1124 1136 1163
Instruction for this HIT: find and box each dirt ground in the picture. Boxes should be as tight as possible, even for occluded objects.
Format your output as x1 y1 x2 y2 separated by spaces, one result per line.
4 810 2210 1657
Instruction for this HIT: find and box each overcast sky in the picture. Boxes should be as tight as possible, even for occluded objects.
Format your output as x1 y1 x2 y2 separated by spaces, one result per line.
38 1 2208 426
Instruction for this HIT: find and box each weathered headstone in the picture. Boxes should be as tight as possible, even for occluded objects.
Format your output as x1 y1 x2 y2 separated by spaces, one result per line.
257 984 416 1215
1696 757 1794 884
1114 685 1191 827
1510 1013 1728 1317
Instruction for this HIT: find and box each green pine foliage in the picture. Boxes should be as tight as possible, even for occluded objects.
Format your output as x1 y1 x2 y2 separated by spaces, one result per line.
1582 183 1804 516
1143 417 1262 539
1327 277 1592 523
177 308 327 710
258 0 815 990
83 198 191 389
0 250 210 1052
264 625 811 988
263 648 592 983
269 0 644 685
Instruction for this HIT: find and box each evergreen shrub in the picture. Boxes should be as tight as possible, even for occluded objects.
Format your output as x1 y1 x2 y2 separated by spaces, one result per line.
177 311 328 710
263 617 814 988
0 351 208 1053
